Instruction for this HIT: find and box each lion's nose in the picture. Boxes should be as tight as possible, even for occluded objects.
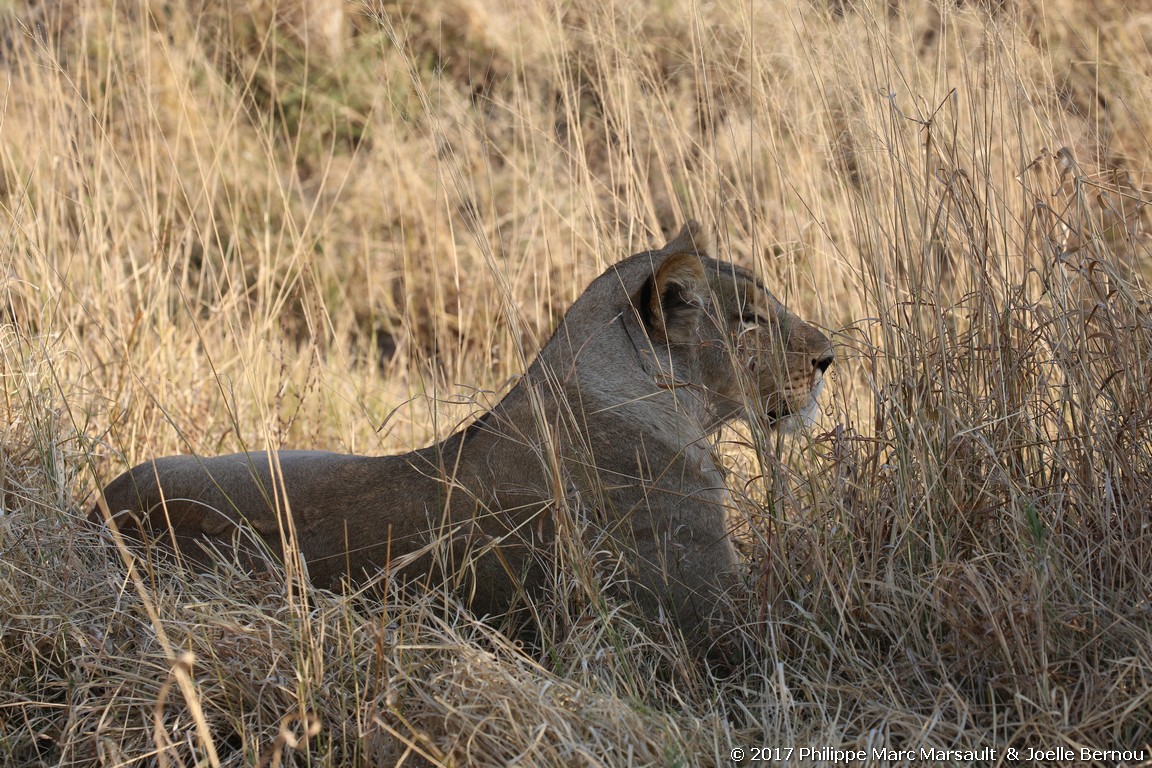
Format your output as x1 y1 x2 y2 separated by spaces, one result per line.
813 351 834 373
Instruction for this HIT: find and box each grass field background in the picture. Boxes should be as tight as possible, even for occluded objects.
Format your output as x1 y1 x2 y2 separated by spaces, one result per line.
2 0 1151 764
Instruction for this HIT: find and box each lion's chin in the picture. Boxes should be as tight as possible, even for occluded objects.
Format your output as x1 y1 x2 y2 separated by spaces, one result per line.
766 404 815 433
766 380 824 432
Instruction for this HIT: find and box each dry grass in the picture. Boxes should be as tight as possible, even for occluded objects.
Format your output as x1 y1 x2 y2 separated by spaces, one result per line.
3 0 1151 764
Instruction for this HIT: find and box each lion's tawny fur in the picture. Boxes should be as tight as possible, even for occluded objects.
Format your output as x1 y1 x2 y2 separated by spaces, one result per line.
93 222 834 640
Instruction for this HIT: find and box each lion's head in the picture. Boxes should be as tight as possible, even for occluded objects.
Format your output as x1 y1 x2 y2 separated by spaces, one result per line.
634 222 834 433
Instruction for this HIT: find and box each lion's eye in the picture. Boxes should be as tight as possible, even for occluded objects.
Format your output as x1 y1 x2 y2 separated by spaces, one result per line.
740 312 765 326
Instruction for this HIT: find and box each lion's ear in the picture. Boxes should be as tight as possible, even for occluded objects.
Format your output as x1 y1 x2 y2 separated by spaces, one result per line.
661 220 714 259
642 250 707 344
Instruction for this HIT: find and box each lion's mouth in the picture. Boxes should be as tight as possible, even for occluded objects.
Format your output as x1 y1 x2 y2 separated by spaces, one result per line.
764 393 820 431
763 401 801 429
764 406 789 427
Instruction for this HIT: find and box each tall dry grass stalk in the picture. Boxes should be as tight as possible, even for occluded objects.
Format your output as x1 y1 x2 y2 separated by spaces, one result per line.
2 0 1150 764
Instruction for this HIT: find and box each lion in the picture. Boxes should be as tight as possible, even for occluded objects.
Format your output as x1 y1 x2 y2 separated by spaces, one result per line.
91 222 834 643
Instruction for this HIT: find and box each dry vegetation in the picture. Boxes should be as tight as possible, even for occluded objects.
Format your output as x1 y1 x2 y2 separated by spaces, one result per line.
3 0 1152 764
